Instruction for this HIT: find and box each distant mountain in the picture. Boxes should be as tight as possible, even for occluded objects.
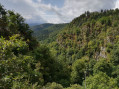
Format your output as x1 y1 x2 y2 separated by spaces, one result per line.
31 23 67 42
31 23 54 31
28 23 43 26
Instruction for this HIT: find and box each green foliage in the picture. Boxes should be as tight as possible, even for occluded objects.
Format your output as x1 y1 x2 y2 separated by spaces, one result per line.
12 81 41 89
0 4 38 50
93 58 112 76
0 35 43 88
43 82 63 89
65 84 82 89
33 45 58 83
83 72 118 89
111 65 119 87
71 58 89 84
88 59 97 75
111 44 119 65
99 17 112 26
111 44 119 87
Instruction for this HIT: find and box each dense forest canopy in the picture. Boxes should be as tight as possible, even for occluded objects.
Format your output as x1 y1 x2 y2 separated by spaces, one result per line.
0 3 119 89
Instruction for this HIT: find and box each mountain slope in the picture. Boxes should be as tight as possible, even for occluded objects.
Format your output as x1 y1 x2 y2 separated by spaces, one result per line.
32 23 67 42
48 9 119 64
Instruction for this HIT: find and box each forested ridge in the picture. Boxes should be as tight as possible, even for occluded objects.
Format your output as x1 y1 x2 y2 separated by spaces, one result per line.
32 23 67 42
0 3 119 89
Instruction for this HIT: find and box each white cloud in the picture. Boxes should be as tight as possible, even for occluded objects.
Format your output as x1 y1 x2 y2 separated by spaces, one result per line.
61 0 117 22
1 0 60 23
115 0 119 8
0 0 118 24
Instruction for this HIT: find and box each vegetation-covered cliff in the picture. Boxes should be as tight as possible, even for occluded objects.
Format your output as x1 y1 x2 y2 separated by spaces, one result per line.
44 9 119 88
49 9 119 64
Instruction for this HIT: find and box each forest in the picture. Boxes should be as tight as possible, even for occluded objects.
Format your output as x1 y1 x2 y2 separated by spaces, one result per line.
0 4 119 89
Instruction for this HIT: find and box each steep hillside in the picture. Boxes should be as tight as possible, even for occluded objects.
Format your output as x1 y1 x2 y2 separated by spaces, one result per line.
49 9 119 64
32 23 67 42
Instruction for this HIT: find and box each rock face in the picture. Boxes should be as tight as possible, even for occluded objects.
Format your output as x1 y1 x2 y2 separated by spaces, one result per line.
100 47 107 58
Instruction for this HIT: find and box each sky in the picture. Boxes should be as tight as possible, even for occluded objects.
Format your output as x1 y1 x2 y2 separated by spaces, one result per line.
0 0 119 24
